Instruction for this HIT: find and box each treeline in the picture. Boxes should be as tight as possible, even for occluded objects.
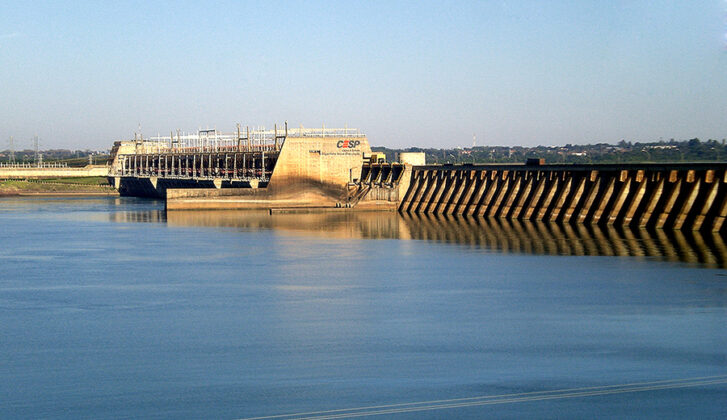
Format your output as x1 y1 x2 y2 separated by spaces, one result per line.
372 138 727 164
0 149 109 167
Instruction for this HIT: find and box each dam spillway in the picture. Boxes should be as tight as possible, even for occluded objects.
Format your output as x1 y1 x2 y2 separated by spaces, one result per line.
399 163 727 232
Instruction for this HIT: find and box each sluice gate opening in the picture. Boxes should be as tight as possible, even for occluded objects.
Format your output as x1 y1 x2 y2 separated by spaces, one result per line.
359 163 406 186
349 162 408 206
118 150 279 184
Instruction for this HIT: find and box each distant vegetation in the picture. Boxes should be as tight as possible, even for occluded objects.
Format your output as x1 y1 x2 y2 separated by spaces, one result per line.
31 176 111 185
0 149 109 167
373 138 727 165
2 138 726 167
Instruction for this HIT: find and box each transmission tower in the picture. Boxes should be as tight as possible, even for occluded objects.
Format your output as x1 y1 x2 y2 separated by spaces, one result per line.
8 136 15 164
32 135 39 167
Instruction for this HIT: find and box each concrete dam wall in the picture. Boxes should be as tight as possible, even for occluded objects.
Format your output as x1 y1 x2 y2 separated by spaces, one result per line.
0 165 109 179
399 163 727 232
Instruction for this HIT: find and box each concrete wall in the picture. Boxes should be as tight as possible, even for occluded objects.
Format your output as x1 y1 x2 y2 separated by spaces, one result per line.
399 152 426 166
0 165 109 178
267 135 369 194
166 186 342 210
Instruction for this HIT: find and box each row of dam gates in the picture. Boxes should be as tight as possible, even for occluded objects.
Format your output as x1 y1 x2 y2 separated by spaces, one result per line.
107 126 727 232
397 163 727 232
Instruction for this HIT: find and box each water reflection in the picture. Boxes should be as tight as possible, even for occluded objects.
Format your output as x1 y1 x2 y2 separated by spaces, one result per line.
111 209 727 268
110 209 166 223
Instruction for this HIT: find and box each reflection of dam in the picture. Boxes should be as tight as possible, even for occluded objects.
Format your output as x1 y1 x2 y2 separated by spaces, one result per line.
111 209 727 268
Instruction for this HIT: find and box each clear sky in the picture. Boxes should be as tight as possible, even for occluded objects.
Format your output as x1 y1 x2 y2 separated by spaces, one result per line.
1 0 726 149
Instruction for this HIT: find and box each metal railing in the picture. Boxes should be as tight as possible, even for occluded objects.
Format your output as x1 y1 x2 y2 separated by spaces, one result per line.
0 162 69 168
287 126 364 137
121 124 364 155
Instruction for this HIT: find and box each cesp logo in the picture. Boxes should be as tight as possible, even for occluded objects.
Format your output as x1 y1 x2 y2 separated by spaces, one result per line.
337 140 361 149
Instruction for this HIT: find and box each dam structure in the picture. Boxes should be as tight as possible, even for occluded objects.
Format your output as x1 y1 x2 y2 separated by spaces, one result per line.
399 163 727 232
108 124 392 209
108 125 727 232
109 126 288 197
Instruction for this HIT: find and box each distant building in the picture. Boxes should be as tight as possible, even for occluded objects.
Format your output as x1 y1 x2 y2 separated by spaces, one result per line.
645 145 677 150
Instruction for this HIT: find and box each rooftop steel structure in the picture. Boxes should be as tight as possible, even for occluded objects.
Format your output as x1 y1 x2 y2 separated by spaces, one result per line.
130 123 364 154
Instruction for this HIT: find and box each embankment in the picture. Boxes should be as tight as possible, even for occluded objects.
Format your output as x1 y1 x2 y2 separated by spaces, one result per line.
0 178 119 196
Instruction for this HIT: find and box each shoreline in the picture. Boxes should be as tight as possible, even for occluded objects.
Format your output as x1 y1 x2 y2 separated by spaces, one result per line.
0 191 119 197
19 191 118 196
0 177 118 197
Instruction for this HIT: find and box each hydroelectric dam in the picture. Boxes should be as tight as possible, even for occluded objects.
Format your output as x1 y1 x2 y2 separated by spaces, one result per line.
107 124 727 232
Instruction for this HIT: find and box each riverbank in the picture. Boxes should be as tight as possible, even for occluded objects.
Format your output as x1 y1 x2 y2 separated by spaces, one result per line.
0 178 118 196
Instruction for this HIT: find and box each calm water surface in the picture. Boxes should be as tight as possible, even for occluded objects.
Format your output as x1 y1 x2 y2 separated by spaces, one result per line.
1 197 726 419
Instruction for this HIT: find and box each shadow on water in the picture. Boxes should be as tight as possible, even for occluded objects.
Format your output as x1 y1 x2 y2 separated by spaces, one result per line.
110 208 727 268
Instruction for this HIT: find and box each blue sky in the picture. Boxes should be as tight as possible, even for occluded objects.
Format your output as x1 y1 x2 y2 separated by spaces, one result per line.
1 0 726 149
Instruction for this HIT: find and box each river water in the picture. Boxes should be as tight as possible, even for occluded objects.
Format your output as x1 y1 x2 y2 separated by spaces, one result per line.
1 197 725 419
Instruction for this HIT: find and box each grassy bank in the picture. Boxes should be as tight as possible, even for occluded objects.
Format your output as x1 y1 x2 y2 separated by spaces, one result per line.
0 178 118 196
26 176 111 185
